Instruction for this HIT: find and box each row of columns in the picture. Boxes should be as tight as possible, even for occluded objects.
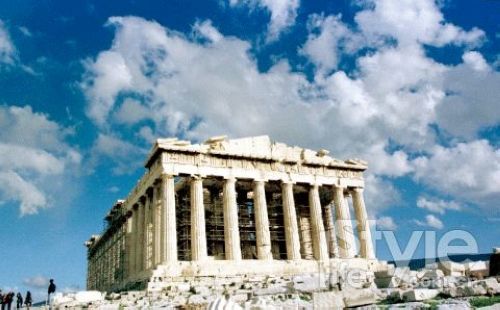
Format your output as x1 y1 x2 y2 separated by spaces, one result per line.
128 174 375 276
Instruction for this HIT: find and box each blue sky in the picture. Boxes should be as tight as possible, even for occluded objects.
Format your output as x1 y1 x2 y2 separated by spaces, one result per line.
0 0 499 299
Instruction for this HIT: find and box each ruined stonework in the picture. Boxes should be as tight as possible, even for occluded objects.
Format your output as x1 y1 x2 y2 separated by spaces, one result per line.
85 135 377 293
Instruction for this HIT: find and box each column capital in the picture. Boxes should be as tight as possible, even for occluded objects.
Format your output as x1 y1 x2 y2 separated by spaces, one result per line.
281 179 295 185
253 178 267 183
224 176 237 182
190 174 205 180
160 173 176 180
351 187 364 193
332 184 346 190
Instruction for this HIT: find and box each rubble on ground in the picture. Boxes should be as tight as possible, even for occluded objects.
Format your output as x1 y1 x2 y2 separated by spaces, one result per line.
49 249 500 309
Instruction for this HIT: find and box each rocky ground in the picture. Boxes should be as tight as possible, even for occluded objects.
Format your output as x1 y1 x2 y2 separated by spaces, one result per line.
45 249 500 309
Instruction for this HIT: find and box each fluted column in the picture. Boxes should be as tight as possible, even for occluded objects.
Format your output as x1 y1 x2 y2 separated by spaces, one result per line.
191 176 207 261
130 209 138 276
333 186 356 258
351 188 375 259
161 174 177 262
152 185 161 266
143 195 151 270
136 203 144 272
324 202 339 258
308 184 329 261
253 180 272 260
223 177 242 260
281 181 301 260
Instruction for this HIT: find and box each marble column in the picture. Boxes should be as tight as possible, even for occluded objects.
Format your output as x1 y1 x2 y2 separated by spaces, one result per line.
324 201 339 258
281 181 301 260
333 186 356 258
136 203 144 272
152 184 161 266
308 184 329 261
143 194 151 270
161 174 177 262
253 180 272 260
223 177 242 260
351 187 375 259
191 176 207 261
130 209 138 275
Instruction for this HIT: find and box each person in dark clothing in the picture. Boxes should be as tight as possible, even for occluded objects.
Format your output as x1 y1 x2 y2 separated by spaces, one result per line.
15 293 22 309
5 292 14 310
0 290 4 310
47 279 56 308
23 292 31 310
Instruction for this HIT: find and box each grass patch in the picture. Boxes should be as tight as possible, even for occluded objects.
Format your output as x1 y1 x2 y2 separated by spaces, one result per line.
470 295 500 308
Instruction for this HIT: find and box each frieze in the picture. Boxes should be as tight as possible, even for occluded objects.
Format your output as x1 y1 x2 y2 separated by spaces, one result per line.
161 151 364 180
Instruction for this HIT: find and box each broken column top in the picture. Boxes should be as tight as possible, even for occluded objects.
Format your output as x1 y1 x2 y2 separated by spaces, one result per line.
145 135 367 170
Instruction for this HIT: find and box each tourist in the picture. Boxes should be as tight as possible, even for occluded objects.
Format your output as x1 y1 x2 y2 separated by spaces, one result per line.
0 290 3 310
4 292 14 310
47 279 56 308
23 292 31 310
15 293 22 309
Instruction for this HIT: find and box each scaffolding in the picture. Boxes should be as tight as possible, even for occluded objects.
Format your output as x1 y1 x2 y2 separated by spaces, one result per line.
176 187 191 261
268 191 287 260
205 187 225 259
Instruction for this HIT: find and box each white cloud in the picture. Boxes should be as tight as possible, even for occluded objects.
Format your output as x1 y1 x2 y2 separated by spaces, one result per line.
0 106 80 215
23 275 49 289
229 0 300 41
0 20 16 65
416 196 461 215
300 14 361 73
364 174 401 216
415 214 444 230
91 133 145 175
436 51 500 138
81 4 498 217
18 26 32 37
355 0 484 48
413 140 500 210
377 216 397 230
113 98 151 125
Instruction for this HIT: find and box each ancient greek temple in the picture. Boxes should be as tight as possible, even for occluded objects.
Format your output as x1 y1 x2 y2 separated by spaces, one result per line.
85 136 376 292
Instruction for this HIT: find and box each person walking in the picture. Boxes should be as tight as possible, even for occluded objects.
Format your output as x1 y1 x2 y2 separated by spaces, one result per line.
47 279 56 309
23 292 31 310
15 293 22 309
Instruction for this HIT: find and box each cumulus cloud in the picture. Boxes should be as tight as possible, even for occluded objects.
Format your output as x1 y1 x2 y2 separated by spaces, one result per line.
416 196 461 214
355 0 484 48
413 140 500 210
436 51 500 138
377 216 397 230
0 20 16 65
23 275 49 288
229 0 299 41
81 0 498 217
300 14 361 73
90 133 146 175
415 214 444 230
0 106 80 215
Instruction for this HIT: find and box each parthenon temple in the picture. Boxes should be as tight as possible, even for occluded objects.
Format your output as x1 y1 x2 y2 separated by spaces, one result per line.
85 136 377 292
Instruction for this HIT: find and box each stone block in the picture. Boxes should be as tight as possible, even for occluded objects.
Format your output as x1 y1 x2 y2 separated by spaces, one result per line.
438 261 465 276
188 294 206 305
402 289 439 301
74 291 105 303
312 291 344 309
476 278 500 294
343 288 377 307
